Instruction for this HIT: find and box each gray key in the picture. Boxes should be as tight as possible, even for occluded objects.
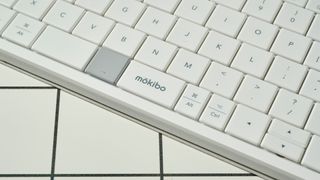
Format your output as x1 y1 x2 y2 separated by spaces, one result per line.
85 47 130 84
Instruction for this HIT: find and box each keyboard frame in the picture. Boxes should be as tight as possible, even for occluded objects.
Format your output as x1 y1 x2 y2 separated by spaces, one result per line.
1 38 319 180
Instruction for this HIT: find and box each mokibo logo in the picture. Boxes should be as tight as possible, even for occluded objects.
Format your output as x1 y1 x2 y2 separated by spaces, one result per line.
135 76 166 91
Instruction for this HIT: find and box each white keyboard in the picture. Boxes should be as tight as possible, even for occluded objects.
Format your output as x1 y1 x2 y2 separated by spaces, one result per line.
0 0 320 179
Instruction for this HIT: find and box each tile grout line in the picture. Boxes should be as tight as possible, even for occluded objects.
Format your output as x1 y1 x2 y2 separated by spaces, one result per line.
51 89 61 180
159 134 164 180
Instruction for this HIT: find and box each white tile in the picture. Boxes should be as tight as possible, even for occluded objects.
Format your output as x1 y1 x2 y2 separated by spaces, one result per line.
163 136 246 174
55 92 159 174
0 89 57 174
0 178 50 180
55 177 159 180
165 177 262 180
0 64 49 86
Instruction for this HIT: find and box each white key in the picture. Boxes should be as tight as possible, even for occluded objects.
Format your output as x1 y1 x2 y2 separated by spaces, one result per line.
73 11 115 45
199 31 240 65
269 89 313 128
304 41 320 71
167 49 210 84
234 75 278 113
200 62 243 99
271 29 312 63
174 0 215 25
167 18 208 52
64 0 75 3
268 119 311 148
103 23 146 58
43 0 84 32
261 134 304 162
285 0 308 7
238 17 278 50
3 14 44 47
231 43 273 78
32 26 97 70
105 0 146 27
206 5 246 37
214 0 246 10
300 69 320 102
13 0 54 19
174 84 210 119
0 5 15 33
200 94 236 130
226 104 271 145
302 135 320 172
0 0 17 7
275 3 314 34
117 61 186 108
75 0 112 14
266 56 308 92
135 7 177 39
135 36 177 71
305 103 320 136
307 14 320 41
144 0 181 13
242 0 282 22
306 0 320 13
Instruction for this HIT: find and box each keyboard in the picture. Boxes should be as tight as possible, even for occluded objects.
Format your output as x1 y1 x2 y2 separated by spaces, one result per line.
0 0 319 179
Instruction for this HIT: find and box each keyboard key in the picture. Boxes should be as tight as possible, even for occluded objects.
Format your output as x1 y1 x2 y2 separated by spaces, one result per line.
167 18 208 52
231 43 273 78
199 31 240 65
300 69 320 102
85 47 130 84
214 0 246 10
265 56 308 92
117 61 186 109
306 0 320 13
167 49 210 84
135 7 177 39
3 14 44 47
174 0 215 25
13 0 53 19
144 0 181 13
73 11 115 45
200 62 243 99
304 41 320 71
226 104 271 145
103 23 146 58
285 0 308 7
242 0 282 22
75 0 112 14
238 17 278 50
269 89 313 128
0 5 15 33
307 14 320 41
43 0 84 32
302 135 320 172
32 26 97 70
206 5 246 37
234 75 277 113
271 29 312 63
0 0 17 7
105 0 146 27
261 134 304 162
268 119 311 148
275 3 314 34
305 103 320 136
200 94 236 130
174 84 210 119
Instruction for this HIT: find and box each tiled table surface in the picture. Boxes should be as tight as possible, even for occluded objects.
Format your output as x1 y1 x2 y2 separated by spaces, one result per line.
0 63 263 180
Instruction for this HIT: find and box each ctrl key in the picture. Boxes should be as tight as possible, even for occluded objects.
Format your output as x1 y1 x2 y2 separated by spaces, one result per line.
302 135 320 172
85 47 130 84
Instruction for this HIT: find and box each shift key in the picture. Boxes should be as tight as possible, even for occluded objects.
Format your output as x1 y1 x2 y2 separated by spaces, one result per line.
117 61 186 109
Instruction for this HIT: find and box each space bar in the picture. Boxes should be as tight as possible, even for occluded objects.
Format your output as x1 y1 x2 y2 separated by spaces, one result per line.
32 26 97 70
117 61 186 109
